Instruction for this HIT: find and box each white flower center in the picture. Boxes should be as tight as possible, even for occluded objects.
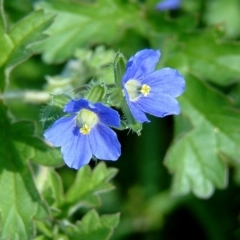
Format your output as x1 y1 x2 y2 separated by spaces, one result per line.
76 109 98 135
124 79 151 101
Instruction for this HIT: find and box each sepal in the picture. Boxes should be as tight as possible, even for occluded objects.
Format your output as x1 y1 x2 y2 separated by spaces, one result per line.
41 93 72 130
121 100 142 135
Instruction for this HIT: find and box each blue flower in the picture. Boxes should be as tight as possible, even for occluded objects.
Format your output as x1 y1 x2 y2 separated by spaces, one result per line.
44 99 121 169
122 49 185 123
156 0 181 11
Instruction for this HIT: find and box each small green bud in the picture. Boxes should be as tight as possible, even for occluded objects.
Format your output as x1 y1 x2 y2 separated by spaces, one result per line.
113 52 127 88
86 83 106 103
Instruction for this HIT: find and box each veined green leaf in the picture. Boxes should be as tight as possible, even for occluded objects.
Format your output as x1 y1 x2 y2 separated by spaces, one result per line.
64 162 118 215
36 168 64 208
152 29 240 86
165 75 240 198
0 100 49 239
11 120 63 167
0 0 54 91
65 209 120 240
34 0 144 63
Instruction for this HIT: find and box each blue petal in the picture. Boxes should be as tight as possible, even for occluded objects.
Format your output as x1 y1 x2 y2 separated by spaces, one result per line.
93 103 120 127
61 128 92 169
156 0 181 11
64 99 90 113
136 93 180 117
122 49 160 84
142 68 185 97
89 124 121 161
44 116 76 147
127 99 150 123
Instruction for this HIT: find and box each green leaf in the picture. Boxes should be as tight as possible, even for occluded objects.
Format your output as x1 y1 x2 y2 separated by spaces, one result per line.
0 100 49 239
165 75 240 198
64 162 118 214
153 29 240 86
11 120 63 167
33 236 48 240
35 164 118 238
34 0 143 63
0 0 6 32
36 168 64 208
44 46 116 94
66 209 120 240
204 0 240 38
0 1 54 91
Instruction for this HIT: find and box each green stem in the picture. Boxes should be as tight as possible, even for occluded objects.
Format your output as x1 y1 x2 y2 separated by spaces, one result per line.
1 91 50 103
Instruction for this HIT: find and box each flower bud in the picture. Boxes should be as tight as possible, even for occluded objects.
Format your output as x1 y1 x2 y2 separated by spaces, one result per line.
86 83 106 103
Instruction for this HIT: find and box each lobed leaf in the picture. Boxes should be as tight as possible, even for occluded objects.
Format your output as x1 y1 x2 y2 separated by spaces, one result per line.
165 75 240 198
66 209 120 240
34 0 144 63
152 29 240 86
11 120 63 167
64 162 118 214
36 168 64 208
0 100 49 239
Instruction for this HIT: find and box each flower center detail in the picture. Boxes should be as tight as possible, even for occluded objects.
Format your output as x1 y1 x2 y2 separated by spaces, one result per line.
124 79 151 101
76 109 98 135
80 124 91 135
140 84 151 96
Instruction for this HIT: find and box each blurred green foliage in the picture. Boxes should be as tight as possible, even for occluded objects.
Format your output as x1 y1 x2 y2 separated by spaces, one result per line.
1 0 240 239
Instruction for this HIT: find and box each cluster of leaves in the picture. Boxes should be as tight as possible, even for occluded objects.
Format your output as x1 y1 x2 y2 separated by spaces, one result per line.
35 163 119 240
2 0 240 239
0 0 119 239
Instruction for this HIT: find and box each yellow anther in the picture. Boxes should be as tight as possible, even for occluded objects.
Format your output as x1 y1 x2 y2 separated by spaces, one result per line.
80 124 91 135
140 84 151 96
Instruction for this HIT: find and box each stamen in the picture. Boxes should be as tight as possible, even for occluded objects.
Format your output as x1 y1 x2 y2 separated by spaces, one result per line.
80 124 91 135
140 84 151 96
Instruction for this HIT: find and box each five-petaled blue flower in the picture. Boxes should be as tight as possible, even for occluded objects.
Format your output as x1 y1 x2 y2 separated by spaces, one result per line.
122 49 185 123
156 0 181 11
44 99 121 169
